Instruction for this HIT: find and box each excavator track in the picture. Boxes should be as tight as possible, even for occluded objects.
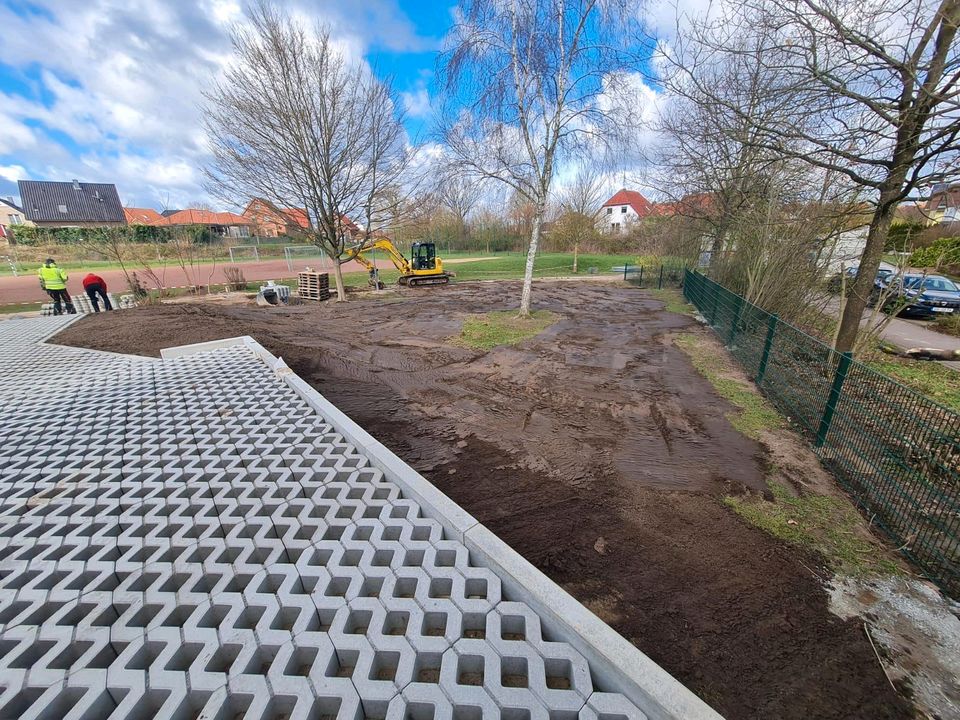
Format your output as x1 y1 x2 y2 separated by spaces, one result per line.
406 275 450 287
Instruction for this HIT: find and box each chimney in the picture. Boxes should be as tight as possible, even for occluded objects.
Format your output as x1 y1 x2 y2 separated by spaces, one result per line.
72 179 80 191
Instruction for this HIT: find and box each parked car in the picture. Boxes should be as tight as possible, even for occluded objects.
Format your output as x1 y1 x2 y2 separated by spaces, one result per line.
827 264 896 293
874 273 960 318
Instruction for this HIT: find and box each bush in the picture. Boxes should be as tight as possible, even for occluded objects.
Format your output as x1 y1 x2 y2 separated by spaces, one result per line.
909 236 960 268
9 224 211 247
223 265 247 291
885 221 927 252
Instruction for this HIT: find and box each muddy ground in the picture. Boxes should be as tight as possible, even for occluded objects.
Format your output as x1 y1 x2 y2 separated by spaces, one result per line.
53 281 913 720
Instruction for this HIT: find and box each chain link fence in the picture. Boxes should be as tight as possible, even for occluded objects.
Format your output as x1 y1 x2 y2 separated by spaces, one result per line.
683 270 960 598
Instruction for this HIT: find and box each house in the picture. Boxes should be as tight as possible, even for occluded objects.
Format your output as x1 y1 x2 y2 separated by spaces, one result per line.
18 179 126 228
648 193 715 219
242 198 310 237
924 183 960 224
123 207 164 225
153 209 253 238
822 227 869 274
599 189 652 233
0 197 32 242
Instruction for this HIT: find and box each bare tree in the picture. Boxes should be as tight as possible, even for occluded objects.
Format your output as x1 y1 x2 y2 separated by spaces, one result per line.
435 171 484 228
666 0 960 353
439 0 640 316
203 2 414 301
554 163 607 265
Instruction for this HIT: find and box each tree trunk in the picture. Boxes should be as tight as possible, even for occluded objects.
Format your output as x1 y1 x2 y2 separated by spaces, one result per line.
519 206 544 317
332 259 347 302
573 243 579 273
834 193 899 354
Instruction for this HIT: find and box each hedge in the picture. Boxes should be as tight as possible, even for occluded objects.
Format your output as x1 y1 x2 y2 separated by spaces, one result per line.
909 236 960 268
10 224 216 246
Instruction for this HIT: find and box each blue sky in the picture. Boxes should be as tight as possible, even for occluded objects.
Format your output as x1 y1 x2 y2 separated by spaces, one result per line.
0 0 680 210
0 0 457 209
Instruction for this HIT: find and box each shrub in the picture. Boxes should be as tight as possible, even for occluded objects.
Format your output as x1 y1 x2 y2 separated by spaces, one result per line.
909 236 960 268
223 265 247 291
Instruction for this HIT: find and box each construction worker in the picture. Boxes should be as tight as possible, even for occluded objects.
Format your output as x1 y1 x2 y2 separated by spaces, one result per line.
81 272 112 312
37 258 75 315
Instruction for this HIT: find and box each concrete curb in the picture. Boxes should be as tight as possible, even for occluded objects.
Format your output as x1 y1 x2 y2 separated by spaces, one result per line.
160 334 723 720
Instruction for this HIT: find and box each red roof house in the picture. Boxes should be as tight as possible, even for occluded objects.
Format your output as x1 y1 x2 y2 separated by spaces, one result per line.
123 207 164 225
242 198 310 237
153 209 253 238
600 189 652 233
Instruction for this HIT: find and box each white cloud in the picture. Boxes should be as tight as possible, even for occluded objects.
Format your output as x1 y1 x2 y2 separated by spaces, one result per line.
0 0 433 207
401 86 432 119
0 165 27 183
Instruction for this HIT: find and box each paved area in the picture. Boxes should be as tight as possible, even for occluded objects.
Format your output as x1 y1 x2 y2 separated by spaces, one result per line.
826 297 960 369
879 315 960 370
0 317 693 719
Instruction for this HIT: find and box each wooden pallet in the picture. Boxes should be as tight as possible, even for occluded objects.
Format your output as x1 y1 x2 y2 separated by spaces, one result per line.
298 271 330 301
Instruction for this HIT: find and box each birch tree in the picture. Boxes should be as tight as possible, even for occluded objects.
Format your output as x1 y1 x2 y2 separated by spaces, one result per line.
666 0 960 353
439 0 640 316
203 2 413 301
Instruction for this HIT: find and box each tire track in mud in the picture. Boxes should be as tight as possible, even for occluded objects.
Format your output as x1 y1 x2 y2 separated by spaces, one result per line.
54 281 913 720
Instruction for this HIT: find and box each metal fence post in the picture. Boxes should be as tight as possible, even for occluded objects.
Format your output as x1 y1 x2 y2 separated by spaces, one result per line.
727 295 743 346
639 265 644 287
815 351 853 448
658 265 664 289
624 263 629 281
755 313 779 385
709 281 720 326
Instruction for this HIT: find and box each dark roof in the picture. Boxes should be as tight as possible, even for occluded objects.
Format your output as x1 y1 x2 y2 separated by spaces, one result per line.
0 197 23 213
18 180 126 224
161 209 181 217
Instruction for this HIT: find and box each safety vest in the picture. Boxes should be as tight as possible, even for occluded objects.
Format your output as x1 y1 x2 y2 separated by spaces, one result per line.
38 264 68 290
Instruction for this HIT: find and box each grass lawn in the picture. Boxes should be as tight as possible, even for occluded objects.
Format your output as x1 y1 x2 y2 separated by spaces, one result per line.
0 302 43 314
675 333 783 439
725 481 900 576
295 252 638 289
456 310 559 350
866 356 960 411
646 288 694 315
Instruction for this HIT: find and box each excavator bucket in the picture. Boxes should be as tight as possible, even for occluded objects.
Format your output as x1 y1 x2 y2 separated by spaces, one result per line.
256 287 281 306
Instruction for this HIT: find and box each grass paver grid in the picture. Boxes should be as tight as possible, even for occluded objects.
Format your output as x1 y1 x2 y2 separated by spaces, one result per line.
0 317 655 720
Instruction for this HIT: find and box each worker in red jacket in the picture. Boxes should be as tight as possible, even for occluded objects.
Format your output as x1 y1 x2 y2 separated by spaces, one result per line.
81 272 112 312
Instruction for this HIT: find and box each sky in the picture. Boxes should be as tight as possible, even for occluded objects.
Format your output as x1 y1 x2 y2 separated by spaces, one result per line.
0 0 691 210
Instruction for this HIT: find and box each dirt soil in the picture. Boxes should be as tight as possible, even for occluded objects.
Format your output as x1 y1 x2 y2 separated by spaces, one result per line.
53 282 914 720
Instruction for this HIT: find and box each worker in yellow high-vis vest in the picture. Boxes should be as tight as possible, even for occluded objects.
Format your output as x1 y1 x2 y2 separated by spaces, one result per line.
38 258 76 315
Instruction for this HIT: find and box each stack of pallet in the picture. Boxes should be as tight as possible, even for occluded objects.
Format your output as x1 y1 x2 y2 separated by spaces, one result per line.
297 270 330 301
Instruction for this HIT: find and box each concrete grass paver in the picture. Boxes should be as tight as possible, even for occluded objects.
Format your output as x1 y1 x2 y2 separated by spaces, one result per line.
0 317 712 719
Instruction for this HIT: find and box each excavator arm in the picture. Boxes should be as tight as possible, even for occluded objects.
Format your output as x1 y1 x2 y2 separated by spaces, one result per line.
350 239 413 276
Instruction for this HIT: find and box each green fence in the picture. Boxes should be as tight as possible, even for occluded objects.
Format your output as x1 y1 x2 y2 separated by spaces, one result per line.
683 270 960 597
622 261 687 288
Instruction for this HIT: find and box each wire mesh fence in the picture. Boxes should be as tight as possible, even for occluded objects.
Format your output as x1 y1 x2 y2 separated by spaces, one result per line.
683 270 960 598
622 261 688 288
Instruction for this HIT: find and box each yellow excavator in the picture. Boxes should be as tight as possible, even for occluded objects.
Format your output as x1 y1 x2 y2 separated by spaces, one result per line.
351 238 451 288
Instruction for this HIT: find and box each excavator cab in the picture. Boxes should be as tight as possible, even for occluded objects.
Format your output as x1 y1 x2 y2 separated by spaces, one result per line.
411 242 437 271
351 237 450 287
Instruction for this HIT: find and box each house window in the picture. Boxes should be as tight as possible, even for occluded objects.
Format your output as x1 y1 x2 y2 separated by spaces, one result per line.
621 206 627 213
57 204 68 213
9 214 21 225
612 222 621 233
606 207 612 214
